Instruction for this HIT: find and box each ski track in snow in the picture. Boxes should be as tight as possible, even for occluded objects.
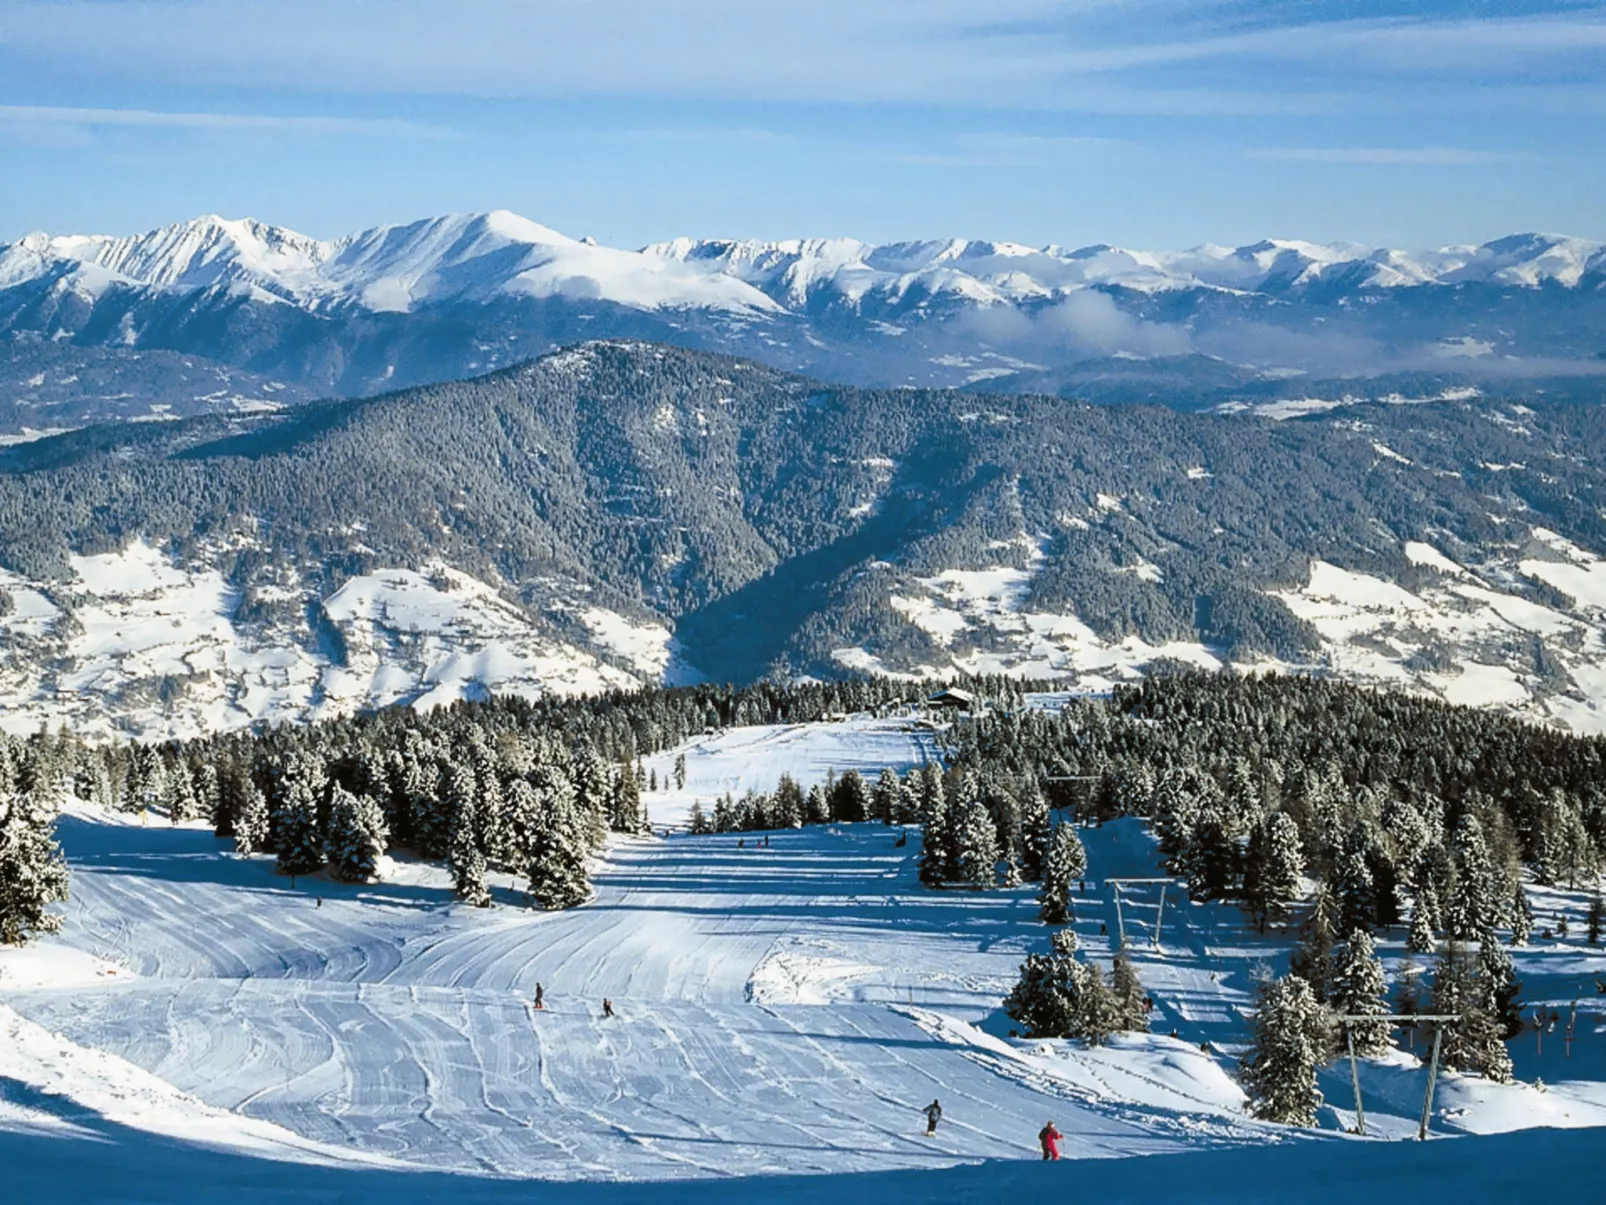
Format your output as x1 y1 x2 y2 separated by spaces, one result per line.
5 801 1265 1181
6 722 1605 1193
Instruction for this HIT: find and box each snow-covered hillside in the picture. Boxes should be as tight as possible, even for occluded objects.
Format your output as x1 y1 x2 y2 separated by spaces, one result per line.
0 540 686 741
834 527 1606 736
8 520 1606 739
2 720 1601 1202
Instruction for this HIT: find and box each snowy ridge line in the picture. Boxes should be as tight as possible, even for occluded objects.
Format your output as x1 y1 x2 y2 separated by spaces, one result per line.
8 214 1605 318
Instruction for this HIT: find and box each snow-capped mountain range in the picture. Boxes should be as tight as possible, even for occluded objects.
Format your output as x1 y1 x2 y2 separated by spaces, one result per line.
3 211 1605 436
7 210 1605 314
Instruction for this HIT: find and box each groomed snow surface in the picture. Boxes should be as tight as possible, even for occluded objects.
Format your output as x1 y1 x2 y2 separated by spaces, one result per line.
2 720 1604 1204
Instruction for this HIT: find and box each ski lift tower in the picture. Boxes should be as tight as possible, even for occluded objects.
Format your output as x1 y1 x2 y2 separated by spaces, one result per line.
1104 877 1185 951
1332 1013 1461 1139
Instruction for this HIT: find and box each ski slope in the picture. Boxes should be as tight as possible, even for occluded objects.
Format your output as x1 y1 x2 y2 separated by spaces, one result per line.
3 719 1605 1202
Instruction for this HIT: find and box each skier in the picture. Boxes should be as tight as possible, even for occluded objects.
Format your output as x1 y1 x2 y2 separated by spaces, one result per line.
1038 1121 1062 1161
924 1099 942 1136
602 997 616 1018
534 983 545 1011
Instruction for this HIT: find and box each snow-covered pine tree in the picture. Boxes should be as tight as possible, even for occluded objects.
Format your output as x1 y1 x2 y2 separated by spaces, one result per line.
1038 822 1086 925
1003 946 1078 1039
0 788 70 944
1243 811 1304 931
955 796 1000 890
527 765 590 910
448 791 492 906
1333 828 1378 936
870 768 900 825
505 779 541 858
1110 951 1150 1032
1407 897 1437 955
1152 765 1205 871
1446 813 1497 942
774 774 805 825
166 759 200 824
830 769 870 823
272 751 327 877
688 800 711 835
233 777 269 857
469 741 509 865
192 761 220 825
1331 929 1391 1056
918 788 951 887
1587 891 1604 946
804 784 829 826
1241 973 1330 1126
1290 884 1339 1000
1002 932 1117 1045
1182 804 1242 902
1430 939 1515 1083
673 752 687 791
611 758 643 833
326 787 389 883
1018 784 1052 882
1477 932 1523 1040
1508 883 1533 947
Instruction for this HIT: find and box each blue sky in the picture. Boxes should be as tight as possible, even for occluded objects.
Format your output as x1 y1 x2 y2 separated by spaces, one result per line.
2 1 1604 248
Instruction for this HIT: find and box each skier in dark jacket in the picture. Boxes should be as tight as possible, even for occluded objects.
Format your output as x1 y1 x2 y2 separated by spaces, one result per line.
924 1099 942 1135
602 997 615 1018
1038 1121 1062 1160
533 983 545 1011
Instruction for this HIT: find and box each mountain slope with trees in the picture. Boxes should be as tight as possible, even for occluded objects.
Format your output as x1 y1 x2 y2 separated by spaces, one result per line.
3 342 1606 737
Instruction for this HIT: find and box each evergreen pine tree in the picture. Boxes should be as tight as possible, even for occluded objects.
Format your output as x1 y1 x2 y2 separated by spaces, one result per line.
1407 898 1437 955
1182 805 1242 902
830 770 870 823
1477 932 1523 1040
1018 785 1052 882
1290 886 1339 1001
688 801 712 835
1243 811 1304 932
871 768 901 825
1509 883 1533 947
1587 892 1604 946
527 769 591 911
1446 813 1497 942
955 797 1000 890
1038 823 1085 925
1110 952 1150 1032
271 755 324 880
1333 829 1378 936
919 789 951 887
448 792 492 906
1331 930 1391 1056
1241 974 1330 1126
326 788 389 883
804 784 829 826
233 779 270 857
0 789 70 944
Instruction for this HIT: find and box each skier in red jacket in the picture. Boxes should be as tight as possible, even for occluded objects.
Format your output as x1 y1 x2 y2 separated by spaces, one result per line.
1038 1121 1062 1161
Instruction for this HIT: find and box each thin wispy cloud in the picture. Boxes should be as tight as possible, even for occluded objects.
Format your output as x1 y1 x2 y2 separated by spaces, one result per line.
1248 147 1534 166
3 1 1602 111
0 104 446 138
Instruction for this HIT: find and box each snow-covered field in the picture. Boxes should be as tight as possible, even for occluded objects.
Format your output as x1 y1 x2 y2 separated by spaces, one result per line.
0 541 678 741
2 721 1604 1203
836 524 1606 735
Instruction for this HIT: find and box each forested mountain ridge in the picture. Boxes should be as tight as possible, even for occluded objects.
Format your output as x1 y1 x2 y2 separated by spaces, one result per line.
2 340 1606 739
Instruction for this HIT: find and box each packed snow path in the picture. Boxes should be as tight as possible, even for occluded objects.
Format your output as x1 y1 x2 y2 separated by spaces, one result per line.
8 812 1252 1180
